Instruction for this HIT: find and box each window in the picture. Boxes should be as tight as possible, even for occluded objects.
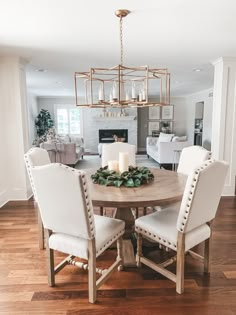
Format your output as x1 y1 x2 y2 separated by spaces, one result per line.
55 105 82 135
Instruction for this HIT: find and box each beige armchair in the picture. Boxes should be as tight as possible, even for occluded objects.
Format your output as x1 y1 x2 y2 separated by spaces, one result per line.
135 159 228 294
40 141 84 166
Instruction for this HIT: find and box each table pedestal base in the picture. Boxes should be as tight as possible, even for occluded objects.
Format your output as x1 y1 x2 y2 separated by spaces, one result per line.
113 207 136 267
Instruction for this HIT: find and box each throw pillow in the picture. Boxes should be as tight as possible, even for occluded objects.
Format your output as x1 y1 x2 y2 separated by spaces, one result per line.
172 136 187 142
58 135 70 143
158 132 175 143
70 136 83 147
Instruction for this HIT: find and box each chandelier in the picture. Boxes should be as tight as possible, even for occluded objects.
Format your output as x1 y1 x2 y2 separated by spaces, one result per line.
74 9 170 108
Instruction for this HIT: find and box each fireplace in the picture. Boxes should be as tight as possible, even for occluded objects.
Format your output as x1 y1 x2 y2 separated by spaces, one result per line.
99 129 128 143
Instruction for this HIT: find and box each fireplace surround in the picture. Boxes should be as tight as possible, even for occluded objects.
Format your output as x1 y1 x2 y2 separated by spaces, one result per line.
99 129 128 143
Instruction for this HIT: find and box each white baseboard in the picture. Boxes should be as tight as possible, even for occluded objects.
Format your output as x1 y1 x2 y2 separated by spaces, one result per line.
0 190 9 208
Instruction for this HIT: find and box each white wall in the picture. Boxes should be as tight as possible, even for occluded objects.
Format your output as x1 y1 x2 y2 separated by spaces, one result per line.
37 96 74 119
184 88 213 149
0 57 31 207
27 92 38 145
171 97 188 136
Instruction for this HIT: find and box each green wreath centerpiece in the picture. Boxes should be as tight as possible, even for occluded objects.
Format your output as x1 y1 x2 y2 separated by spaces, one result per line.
91 166 154 188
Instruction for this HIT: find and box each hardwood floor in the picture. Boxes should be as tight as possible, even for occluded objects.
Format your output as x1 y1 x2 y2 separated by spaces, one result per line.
0 197 236 314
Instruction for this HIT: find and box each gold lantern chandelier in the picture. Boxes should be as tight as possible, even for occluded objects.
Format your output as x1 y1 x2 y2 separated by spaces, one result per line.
74 9 170 108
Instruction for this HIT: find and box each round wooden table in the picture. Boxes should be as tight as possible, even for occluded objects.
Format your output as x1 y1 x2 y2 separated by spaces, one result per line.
86 168 187 266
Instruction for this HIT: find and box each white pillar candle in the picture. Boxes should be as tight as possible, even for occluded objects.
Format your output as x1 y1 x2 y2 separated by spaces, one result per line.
119 152 129 173
108 160 119 172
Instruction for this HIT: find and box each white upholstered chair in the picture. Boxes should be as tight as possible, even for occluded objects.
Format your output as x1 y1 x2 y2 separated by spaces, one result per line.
152 145 212 213
102 142 136 167
31 163 125 303
177 145 211 175
24 147 51 249
135 159 228 294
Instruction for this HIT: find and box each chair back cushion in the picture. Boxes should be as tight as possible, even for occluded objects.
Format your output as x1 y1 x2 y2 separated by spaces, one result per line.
177 159 228 233
31 164 95 240
25 147 51 167
102 142 136 167
177 145 211 176
24 148 51 200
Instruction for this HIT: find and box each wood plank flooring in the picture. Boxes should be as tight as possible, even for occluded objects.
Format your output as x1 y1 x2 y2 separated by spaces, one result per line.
0 197 236 314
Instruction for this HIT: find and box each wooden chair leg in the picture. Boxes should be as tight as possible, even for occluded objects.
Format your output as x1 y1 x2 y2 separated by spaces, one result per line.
117 237 124 271
176 233 185 294
143 207 147 216
204 237 211 273
88 239 97 304
45 229 55 287
136 233 142 268
37 209 45 250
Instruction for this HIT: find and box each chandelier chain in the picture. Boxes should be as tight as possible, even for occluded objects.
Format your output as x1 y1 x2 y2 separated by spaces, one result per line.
120 17 123 65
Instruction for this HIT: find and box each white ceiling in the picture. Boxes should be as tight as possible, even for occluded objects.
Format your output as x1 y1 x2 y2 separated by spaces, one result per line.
1 0 236 97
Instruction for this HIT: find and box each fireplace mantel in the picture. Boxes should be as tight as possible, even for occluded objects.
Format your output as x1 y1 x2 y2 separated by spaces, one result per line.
93 115 136 121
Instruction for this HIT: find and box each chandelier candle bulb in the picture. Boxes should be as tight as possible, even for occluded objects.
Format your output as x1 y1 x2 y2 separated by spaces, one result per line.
125 91 130 101
112 81 118 100
98 86 104 101
108 160 119 173
139 91 143 102
119 152 129 173
142 89 146 101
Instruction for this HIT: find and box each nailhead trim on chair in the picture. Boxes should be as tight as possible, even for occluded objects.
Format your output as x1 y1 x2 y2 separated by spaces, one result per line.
96 228 125 257
24 148 39 202
135 225 177 251
135 159 214 252
177 159 213 233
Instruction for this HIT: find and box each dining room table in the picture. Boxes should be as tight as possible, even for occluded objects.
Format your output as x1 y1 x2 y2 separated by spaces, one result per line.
86 167 187 267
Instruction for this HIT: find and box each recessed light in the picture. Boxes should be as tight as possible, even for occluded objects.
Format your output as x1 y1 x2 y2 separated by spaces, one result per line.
35 68 47 73
193 69 201 72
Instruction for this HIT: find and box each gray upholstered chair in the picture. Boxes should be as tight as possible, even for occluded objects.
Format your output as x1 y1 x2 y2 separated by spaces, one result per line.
24 147 51 249
135 159 228 294
31 163 125 303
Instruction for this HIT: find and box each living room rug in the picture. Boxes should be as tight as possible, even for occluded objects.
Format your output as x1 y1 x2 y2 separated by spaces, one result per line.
75 154 160 170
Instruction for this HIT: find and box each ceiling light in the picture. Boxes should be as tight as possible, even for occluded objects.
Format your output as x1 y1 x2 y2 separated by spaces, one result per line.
193 69 201 72
36 68 47 73
74 9 170 108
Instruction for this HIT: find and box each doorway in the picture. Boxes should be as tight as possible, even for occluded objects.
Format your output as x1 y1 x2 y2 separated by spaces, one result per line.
194 101 204 146
137 107 148 153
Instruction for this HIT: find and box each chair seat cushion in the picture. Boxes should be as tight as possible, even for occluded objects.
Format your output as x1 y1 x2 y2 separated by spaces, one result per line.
49 215 125 259
135 209 210 252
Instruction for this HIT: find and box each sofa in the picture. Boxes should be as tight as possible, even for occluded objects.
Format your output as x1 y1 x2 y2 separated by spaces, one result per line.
40 136 84 166
146 133 190 167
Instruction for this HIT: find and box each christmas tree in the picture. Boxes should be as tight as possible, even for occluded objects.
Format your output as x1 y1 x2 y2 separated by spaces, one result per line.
33 109 54 145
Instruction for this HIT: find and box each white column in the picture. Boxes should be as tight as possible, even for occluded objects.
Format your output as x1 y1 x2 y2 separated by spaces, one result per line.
211 57 236 195
0 57 31 206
